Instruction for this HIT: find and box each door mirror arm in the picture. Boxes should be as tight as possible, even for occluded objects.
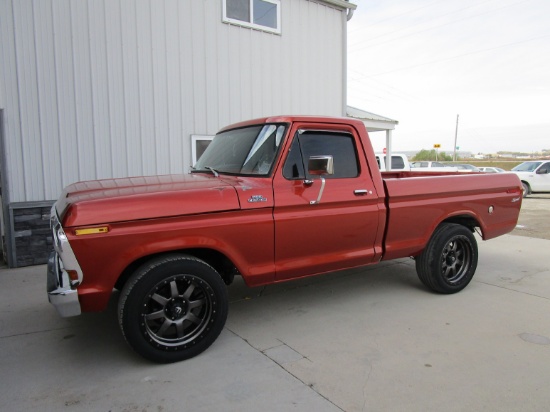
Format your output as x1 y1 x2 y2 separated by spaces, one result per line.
306 156 334 205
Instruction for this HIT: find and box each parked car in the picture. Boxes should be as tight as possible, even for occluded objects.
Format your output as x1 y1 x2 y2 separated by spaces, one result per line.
512 161 550 197
375 153 410 171
479 167 506 173
410 161 458 172
454 164 481 172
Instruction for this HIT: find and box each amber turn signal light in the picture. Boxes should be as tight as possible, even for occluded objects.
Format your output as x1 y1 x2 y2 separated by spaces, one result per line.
74 227 109 236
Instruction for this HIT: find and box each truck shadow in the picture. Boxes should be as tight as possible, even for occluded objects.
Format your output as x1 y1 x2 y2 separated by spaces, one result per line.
228 259 424 303
56 259 423 365
59 290 148 365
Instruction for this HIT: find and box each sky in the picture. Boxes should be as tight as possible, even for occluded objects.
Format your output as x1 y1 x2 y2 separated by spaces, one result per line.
346 0 550 155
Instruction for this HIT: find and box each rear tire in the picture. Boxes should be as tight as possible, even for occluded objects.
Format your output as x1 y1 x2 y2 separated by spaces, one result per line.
521 182 530 198
118 254 228 363
416 223 478 294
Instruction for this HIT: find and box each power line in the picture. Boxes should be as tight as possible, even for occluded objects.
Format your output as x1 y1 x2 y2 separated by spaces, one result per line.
347 0 442 34
349 0 498 49
347 68 421 102
367 34 550 77
349 0 533 52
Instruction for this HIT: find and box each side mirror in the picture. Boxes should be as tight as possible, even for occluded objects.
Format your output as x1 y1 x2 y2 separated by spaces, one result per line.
308 155 334 176
306 156 333 205
536 168 548 175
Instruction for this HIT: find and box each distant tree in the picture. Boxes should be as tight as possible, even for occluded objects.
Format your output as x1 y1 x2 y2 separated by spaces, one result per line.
412 149 433 161
412 149 453 161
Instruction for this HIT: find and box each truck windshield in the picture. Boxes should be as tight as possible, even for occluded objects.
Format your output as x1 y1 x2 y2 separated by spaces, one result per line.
193 124 287 176
512 162 542 172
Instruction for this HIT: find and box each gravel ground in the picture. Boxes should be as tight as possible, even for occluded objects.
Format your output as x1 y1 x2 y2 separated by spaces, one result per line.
512 193 550 240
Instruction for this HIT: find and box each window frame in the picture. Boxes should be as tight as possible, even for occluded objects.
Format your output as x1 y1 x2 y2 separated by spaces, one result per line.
222 0 282 35
282 131 361 180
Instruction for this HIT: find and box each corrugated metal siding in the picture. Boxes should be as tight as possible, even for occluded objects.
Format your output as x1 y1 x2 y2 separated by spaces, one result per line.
0 0 26 201
0 0 345 203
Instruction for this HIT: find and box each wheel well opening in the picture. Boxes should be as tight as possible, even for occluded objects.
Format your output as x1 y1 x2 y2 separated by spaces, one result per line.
114 249 239 290
441 215 480 233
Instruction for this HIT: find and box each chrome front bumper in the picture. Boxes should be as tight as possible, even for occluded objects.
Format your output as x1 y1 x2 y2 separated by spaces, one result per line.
47 205 83 317
47 251 81 317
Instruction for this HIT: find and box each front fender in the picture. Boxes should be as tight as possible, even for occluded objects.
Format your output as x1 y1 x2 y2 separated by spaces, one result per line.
68 210 276 311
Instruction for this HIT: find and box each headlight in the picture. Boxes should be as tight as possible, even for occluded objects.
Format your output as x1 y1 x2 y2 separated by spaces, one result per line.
56 228 67 251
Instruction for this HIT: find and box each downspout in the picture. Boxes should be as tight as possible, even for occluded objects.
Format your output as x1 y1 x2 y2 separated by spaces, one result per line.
346 0 355 21
0 109 13 267
342 1 355 116
342 8 348 116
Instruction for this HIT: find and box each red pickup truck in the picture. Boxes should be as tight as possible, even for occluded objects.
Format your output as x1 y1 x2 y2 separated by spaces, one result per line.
47 116 522 363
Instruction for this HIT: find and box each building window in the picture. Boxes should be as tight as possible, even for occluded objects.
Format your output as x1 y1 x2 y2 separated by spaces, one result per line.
191 135 214 165
223 0 281 34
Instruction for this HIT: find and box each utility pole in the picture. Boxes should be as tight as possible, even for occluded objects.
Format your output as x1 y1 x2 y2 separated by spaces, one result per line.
453 114 459 162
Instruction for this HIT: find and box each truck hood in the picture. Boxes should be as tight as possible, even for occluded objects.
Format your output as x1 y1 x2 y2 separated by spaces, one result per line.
57 174 241 227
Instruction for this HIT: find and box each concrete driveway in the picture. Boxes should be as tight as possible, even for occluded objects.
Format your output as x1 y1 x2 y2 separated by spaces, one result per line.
1 234 549 412
512 193 550 240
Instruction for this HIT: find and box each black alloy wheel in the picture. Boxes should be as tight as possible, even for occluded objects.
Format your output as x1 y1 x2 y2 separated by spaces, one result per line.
416 223 478 294
119 254 228 363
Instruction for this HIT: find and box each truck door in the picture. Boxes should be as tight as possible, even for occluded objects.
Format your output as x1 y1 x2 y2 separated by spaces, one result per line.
533 162 550 191
272 125 383 281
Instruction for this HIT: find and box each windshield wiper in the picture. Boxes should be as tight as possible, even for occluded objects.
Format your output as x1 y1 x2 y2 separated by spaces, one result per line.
204 166 219 177
190 166 220 177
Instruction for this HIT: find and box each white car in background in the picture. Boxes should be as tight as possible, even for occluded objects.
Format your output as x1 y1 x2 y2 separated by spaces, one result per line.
410 161 458 172
375 153 410 171
454 164 481 172
512 161 550 197
479 167 506 173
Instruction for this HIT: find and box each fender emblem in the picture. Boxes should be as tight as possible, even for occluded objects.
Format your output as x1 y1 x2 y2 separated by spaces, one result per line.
248 195 268 203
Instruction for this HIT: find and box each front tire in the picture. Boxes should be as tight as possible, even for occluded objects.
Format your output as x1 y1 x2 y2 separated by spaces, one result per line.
118 254 228 363
416 223 478 294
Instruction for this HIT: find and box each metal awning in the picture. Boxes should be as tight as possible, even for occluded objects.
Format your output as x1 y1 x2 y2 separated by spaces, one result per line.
346 106 399 171
346 106 398 132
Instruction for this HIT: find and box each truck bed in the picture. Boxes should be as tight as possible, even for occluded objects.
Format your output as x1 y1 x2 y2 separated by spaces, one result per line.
380 171 522 260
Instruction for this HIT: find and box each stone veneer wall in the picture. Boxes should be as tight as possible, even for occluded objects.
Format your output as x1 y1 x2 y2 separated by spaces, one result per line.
11 204 54 267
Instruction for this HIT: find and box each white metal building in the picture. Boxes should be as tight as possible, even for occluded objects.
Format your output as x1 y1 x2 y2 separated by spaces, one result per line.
0 0 357 267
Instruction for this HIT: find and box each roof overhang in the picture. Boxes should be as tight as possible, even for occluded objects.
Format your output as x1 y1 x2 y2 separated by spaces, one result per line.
346 106 399 132
318 0 357 10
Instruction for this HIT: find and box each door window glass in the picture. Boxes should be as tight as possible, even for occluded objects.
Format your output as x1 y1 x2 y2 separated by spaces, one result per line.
283 132 359 179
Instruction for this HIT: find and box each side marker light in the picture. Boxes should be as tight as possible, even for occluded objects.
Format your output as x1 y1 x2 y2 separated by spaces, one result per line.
74 227 109 236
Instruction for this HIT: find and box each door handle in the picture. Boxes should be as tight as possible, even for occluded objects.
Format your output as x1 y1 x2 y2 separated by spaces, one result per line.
354 189 372 195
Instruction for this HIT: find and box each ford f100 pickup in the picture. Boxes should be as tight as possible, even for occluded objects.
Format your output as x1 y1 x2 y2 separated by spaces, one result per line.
47 115 522 363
